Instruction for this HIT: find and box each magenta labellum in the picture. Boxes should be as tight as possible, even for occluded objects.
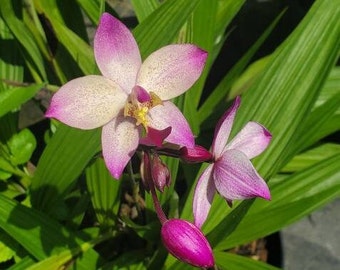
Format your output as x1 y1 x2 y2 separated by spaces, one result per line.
161 219 214 268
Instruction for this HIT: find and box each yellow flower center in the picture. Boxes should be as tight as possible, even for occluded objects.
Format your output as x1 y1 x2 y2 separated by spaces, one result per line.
124 91 162 129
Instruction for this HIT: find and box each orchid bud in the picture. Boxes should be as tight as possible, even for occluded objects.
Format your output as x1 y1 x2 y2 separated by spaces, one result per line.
180 145 213 163
151 154 171 192
161 219 214 268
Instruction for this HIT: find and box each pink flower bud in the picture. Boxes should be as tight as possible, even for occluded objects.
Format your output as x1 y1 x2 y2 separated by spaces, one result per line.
161 219 214 268
151 155 171 192
180 145 213 163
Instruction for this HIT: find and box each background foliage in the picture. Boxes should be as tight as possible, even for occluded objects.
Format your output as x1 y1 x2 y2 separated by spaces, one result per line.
0 0 339 269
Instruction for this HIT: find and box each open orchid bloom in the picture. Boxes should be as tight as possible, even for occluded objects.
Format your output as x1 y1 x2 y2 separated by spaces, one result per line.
46 13 207 179
193 96 272 228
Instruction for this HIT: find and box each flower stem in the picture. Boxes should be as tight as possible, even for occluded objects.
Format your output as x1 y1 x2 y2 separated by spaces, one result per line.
149 181 168 224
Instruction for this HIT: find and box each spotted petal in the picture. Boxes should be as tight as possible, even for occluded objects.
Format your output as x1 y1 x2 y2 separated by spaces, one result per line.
213 149 271 202
94 13 141 92
193 164 215 229
148 101 195 148
225 121 272 159
137 44 207 100
212 97 240 158
102 116 140 179
45 75 127 129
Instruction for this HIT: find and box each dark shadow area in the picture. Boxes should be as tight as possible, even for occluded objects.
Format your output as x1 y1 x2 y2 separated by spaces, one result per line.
266 232 283 267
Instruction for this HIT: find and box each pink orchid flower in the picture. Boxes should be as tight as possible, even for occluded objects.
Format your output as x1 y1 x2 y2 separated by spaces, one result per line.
45 13 207 179
193 96 272 228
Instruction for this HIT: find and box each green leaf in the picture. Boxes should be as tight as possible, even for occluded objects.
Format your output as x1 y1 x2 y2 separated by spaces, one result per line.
8 129 36 165
7 257 35 270
34 0 97 76
131 0 159 22
26 231 112 270
86 158 121 228
295 91 340 151
197 10 284 124
0 194 103 269
30 126 101 217
282 143 340 172
0 84 44 118
0 0 46 81
133 0 202 58
76 0 101 25
0 14 24 141
231 0 340 178
215 252 280 270
0 230 17 263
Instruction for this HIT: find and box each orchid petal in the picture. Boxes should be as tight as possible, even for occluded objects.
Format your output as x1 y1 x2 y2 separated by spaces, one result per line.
148 101 195 148
212 96 241 158
213 149 271 202
45 75 127 129
139 126 172 147
225 121 272 159
102 116 140 179
137 44 207 100
193 164 215 229
94 13 141 92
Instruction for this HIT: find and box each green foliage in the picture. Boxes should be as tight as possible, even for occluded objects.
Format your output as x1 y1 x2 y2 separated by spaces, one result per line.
0 0 339 269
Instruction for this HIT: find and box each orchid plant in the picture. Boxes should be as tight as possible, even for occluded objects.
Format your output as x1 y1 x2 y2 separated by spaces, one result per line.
0 0 339 269
46 13 272 267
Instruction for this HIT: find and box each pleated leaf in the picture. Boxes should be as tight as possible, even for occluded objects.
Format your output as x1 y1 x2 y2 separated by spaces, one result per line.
85 158 121 228
0 195 101 268
0 0 46 81
0 84 44 117
30 126 101 216
215 252 280 270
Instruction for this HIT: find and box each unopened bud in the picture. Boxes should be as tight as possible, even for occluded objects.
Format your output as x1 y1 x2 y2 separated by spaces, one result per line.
180 145 212 163
151 155 171 192
161 219 214 268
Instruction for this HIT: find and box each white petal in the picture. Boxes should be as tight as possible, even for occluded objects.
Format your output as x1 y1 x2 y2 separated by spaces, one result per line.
212 97 240 158
102 116 140 179
225 121 272 159
46 75 127 129
137 44 207 100
148 101 195 148
213 149 271 202
94 13 141 92
193 164 215 229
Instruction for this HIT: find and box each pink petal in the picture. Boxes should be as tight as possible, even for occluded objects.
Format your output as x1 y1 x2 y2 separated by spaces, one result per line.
225 121 272 159
148 101 195 148
139 126 172 147
193 164 215 229
136 44 207 100
212 96 241 158
132 85 150 103
94 13 141 93
213 149 271 203
102 116 140 179
46 75 127 129
180 145 213 163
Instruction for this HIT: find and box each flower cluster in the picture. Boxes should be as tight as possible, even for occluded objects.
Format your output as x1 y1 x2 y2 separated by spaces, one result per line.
46 13 271 268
